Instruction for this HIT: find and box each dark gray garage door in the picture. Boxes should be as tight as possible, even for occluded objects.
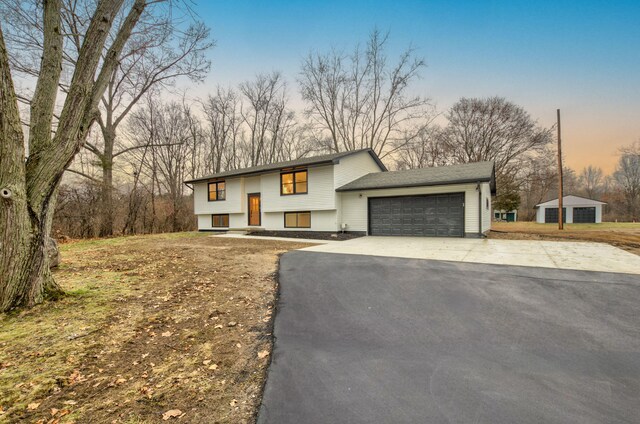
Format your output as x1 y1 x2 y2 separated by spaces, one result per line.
573 207 596 223
544 207 566 223
369 193 464 237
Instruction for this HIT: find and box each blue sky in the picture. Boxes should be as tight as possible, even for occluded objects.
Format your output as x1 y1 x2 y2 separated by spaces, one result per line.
193 0 640 173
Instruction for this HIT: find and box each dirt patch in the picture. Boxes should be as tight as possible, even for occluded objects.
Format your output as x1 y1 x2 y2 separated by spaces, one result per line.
247 230 363 241
490 222 640 256
0 232 307 423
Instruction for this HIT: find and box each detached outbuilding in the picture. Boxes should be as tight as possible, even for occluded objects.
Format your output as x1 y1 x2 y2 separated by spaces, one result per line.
535 195 606 224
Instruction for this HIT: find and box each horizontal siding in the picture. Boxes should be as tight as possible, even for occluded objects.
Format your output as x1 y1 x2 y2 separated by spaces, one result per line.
339 183 491 236
261 165 336 212
244 176 261 199
197 213 245 230
193 178 242 214
262 210 338 231
333 151 384 228
481 182 491 233
333 151 383 188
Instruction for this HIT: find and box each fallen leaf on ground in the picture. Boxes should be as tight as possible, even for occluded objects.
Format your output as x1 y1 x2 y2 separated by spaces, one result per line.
258 350 270 359
27 402 40 410
63 400 77 405
162 409 182 420
208 364 218 370
161 331 172 337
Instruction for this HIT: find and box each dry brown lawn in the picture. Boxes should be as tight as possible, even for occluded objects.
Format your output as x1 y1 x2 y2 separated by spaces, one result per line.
490 222 640 255
0 232 309 423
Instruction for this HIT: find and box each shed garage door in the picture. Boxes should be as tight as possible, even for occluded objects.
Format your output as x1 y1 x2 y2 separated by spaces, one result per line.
544 207 567 224
573 207 596 223
369 193 465 237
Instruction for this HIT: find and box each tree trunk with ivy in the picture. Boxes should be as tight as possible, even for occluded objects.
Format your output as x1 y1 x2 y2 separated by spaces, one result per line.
0 0 147 312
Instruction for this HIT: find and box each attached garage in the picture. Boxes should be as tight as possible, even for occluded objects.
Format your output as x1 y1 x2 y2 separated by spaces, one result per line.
536 195 606 224
369 193 465 237
337 162 496 238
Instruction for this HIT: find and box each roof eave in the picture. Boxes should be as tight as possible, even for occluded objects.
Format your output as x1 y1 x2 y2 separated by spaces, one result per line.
336 177 493 192
183 159 337 184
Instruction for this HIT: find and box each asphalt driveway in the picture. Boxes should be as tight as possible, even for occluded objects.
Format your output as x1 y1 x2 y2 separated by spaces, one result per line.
258 252 640 424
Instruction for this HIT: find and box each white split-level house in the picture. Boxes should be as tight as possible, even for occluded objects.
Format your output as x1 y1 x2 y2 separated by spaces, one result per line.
535 195 606 224
185 149 496 238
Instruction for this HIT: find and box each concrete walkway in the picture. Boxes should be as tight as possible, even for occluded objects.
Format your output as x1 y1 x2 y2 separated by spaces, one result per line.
301 236 640 274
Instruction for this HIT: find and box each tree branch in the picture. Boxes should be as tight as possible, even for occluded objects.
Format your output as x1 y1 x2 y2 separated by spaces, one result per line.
65 168 101 183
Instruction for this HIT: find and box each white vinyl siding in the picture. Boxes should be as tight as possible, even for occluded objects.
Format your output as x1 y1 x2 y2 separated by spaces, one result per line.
197 213 245 230
333 151 385 228
261 165 336 212
262 210 338 231
333 152 384 188
339 182 492 236
481 182 492 233
243 176 261 197
193 178 243 214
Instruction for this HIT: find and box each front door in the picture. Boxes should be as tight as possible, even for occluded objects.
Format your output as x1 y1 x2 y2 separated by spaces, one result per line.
248 193 261 226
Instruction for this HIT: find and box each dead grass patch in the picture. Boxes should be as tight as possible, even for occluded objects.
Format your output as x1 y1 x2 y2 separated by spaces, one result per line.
0 232 308 423
490 222 640 256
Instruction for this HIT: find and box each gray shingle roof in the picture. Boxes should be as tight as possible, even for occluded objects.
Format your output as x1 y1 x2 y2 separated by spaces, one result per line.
184 148 386 183
535 195 606 207
336 161 496 192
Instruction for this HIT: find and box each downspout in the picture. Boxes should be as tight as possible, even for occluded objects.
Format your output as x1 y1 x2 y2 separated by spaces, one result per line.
477 182 482 237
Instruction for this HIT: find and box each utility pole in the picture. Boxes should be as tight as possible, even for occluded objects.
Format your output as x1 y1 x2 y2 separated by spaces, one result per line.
557 109 564 230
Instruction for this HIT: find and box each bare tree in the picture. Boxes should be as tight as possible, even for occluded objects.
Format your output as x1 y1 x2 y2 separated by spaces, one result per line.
613 141 640 220
579 165 604 199
1 0 151 311
518 148 558 220
3 0 212 237
440 97 554 179
127 98 194 232
299 29 432 158
83 8 211 236
202 86 242 173
239 72 293 166
394 126 450 170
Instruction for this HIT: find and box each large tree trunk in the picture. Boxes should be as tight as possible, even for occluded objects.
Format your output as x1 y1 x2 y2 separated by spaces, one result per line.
98 106 116 237
0 161 62 311
1 0 147 312
1 191 64 311
99 153 114 237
